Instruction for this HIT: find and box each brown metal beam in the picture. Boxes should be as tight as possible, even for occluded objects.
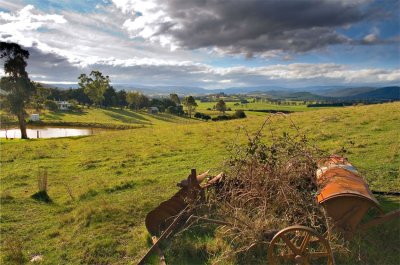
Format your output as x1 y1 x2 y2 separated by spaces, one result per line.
359 209 400 232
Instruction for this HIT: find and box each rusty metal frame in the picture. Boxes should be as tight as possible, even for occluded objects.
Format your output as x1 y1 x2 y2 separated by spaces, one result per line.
139 169 227 265
139 157 399 265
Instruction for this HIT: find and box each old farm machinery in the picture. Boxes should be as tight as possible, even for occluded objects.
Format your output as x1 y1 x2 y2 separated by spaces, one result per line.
139 156 400 265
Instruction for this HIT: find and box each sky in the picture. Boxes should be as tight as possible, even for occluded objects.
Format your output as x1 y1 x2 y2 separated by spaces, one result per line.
0 0 399 89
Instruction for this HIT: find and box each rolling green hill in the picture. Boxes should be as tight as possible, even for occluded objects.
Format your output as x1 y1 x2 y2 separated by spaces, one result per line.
347 86 400 100
1 102 399 264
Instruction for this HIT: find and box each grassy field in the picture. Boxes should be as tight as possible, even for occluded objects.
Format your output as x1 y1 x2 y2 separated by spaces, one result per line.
39 108 198 126
196 100 332 113
1 102 399 264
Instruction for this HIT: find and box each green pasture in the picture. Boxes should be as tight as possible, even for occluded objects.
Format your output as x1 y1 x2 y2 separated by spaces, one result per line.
1 102 399 264
2 108 198 129
196 100 334 113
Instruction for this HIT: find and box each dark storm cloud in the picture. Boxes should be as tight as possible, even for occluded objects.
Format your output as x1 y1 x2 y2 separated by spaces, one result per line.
146 0 380 55
22 46 214 85
16 44 399 88
26 46 81 81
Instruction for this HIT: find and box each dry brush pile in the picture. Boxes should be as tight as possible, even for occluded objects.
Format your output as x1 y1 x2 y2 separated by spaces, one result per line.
205 115 340 259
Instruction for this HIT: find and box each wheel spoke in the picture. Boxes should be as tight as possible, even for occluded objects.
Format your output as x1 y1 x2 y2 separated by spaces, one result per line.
280 234 300 255
300 233 311 253
268 226 333 265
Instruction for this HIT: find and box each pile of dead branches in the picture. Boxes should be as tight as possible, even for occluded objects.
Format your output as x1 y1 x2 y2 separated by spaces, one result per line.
207 115 332 256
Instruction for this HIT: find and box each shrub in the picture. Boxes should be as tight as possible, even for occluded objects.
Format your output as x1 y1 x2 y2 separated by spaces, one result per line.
218 115 230 120
212 115 231 121
233 109 246 119
69 99 82 112
45 100 58 111
193 112 212 121
194 112 203 119
166 106 176 114
203 115 211 121
166 105 184 116
207 118 336 261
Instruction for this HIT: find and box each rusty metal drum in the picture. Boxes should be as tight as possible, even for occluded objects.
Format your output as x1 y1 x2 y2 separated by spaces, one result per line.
316 155 382 238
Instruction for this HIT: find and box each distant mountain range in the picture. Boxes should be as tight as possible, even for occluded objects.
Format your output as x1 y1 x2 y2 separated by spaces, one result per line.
344 86 400 100
42 83 399 101
313 86 377 97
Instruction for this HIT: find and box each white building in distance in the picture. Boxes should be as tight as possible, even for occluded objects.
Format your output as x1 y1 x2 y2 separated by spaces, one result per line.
56 101 72 111
30 114 40 121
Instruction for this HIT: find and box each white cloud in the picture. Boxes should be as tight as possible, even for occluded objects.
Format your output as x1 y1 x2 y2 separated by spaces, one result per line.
22 47 400 87
0 5 66 47
0 4 200 69
118 0 178 49
363 27 381 43
0 5 66 31
0 2 398 88
363 34 378 43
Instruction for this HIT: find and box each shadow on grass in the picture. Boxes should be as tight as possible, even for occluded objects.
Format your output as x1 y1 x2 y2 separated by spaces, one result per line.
68 135 92 140
103 109 151 124
31 191 52 203
146 113 188 123
43 112 64 120
106 109 150 121
156 224 218 265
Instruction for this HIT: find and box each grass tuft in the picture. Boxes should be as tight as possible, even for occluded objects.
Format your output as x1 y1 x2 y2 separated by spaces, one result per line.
2 237 26 265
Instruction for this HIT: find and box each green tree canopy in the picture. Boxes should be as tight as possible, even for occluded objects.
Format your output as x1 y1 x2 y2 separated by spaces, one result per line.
170 93 180 104
102 86 118 107
116 90 128 107
0 42 35 139
183 96 198 118
31 82 50 112
78 70 110 106
126 91 149 111
215 99 227 114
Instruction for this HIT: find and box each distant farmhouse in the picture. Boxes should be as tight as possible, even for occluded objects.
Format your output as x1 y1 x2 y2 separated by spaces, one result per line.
55 101 72 111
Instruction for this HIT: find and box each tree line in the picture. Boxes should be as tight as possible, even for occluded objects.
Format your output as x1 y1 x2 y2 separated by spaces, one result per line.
36 84 196 116
0 42 201 138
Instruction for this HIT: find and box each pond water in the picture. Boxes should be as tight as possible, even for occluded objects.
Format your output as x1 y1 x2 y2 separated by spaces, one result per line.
0 127 106 139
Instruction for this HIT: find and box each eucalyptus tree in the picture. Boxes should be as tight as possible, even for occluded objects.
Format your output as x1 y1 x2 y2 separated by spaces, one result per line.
183 96 198 118
78 70 110 107
215 99 227 114
0 42 35 139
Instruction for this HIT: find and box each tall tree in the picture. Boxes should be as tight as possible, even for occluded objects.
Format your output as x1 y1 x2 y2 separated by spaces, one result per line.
66 87 91 105
170 93 180 105
126 91 149 111
31 82 50 112
116 90 128 108
183 96 198 118
215 99 227 114
0 42 35 139
78 70 110 107
102 86 118 107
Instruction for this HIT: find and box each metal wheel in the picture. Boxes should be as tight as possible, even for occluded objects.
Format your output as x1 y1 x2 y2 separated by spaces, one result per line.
268 225 334 265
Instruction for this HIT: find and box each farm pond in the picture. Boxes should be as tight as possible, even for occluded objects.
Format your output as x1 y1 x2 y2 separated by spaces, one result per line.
0 126 108 139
